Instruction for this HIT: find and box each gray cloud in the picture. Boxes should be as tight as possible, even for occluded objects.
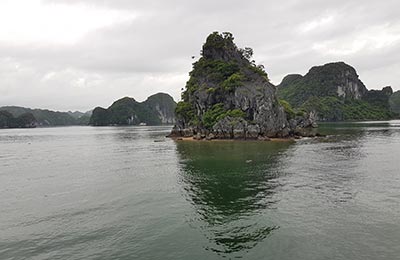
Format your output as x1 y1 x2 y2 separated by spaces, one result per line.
1 0 400 111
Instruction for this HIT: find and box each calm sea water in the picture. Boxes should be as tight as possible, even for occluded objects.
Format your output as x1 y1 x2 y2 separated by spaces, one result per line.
1 122 399 260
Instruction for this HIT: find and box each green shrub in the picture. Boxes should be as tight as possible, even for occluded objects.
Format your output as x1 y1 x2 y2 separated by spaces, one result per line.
226 109 246 118
206 87 216 94
203 103 226 129
279 99 296 119
202 104 246 129
221 73 244 91
176 101 196 124
248 64 269 81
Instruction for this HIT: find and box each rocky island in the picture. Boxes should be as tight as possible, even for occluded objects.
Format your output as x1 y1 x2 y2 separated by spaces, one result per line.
0 106 92 127
90 93 176 126
170 32 316 140
277 62 398 121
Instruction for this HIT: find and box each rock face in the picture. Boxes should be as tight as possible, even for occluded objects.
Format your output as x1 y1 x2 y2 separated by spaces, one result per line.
278 63 396 121
90 93 176 126
278 62 368 107
143 93 176 124
389 90 400 115
170 32 316 139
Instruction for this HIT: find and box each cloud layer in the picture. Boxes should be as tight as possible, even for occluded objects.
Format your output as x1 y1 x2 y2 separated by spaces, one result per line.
1 0 399 111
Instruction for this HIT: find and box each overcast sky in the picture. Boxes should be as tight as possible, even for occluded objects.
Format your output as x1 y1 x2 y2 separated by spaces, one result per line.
0 0 399 111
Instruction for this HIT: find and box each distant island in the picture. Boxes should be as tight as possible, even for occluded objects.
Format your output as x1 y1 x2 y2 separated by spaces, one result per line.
277 62 399 121
0 93 177 129
0 106 92 128
89 93 176 126
0 110 36 128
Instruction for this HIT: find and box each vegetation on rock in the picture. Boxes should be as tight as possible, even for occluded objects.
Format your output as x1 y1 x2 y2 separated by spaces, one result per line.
202 103 246 129
278 99 297 120
299 96 394 121
0 110 36 128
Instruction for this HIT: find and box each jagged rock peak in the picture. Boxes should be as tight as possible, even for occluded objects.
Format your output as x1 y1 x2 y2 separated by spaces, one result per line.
201 32 248 63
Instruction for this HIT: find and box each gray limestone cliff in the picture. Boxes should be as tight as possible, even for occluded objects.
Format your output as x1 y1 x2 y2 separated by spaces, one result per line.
143 93 176 124
278 62 368 107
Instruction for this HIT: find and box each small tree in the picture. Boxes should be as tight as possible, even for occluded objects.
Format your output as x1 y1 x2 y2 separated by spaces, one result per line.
243 47 253 60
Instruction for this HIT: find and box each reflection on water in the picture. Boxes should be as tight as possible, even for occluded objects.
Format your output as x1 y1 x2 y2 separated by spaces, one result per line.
176 141 292 255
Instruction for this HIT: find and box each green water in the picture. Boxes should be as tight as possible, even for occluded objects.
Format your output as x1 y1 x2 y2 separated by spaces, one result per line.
0 122 399 259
